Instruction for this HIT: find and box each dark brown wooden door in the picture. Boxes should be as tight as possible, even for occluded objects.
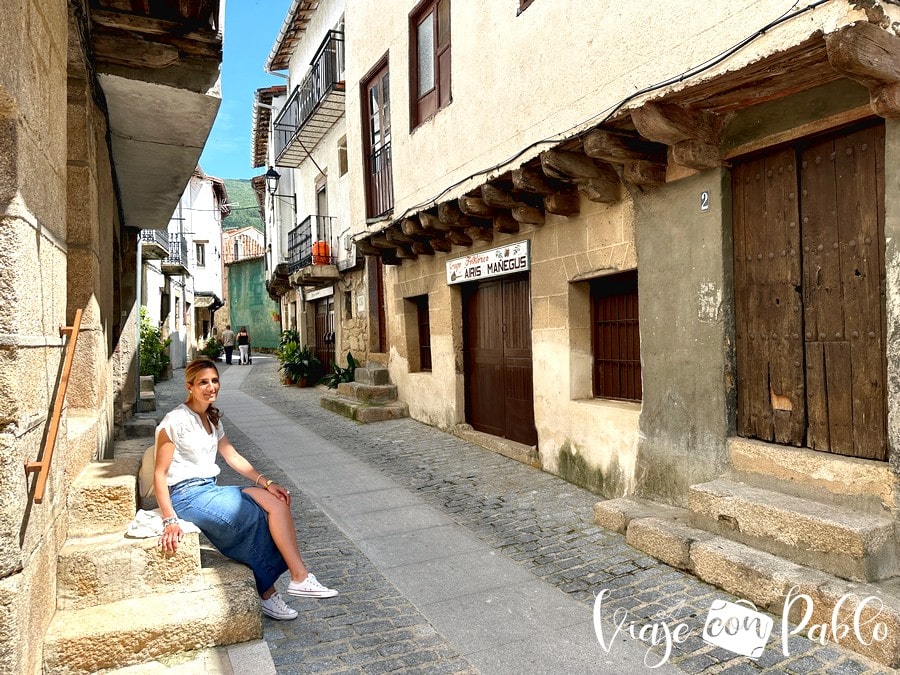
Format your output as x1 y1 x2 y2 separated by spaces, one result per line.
315 297 335 374
463 274 537 446
733 121 886 460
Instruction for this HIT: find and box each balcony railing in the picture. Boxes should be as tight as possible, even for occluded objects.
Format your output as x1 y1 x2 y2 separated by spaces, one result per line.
366 142 394 218
161 234 189 274
288 215 337 272
139 228 169 259
273 30 345 167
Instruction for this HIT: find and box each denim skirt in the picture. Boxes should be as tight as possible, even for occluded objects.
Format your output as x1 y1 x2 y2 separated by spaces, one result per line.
169 477 288 595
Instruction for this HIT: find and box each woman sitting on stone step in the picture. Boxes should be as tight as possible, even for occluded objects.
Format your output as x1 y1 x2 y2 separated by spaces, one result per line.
153 357 337 620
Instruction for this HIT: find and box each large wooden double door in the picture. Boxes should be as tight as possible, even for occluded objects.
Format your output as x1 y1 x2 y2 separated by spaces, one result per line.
463 274 538 446
732 121 887 460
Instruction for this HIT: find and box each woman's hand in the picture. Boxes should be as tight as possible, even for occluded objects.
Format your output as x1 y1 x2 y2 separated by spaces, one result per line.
158 522 184 554
266 481 292 505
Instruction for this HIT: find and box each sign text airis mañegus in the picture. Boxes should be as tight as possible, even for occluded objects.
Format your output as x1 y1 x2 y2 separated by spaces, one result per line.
446 240 530 285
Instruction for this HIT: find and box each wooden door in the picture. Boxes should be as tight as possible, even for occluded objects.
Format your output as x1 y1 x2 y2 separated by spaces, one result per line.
732 121 886 460
463 274 537 446
315 297 335 374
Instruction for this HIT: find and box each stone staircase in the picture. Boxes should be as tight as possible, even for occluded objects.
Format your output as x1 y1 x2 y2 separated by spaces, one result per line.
320 361 408 423
42 437 261 673
594 437 900 668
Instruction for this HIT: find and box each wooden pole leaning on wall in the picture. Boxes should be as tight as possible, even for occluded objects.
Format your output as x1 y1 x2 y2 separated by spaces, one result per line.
25 307 83 504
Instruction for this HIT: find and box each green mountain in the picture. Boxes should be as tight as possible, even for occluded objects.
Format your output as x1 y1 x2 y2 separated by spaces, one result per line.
222 178 264 232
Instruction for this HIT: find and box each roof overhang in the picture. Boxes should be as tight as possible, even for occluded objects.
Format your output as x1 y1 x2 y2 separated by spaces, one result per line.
266 1 321 72
88 1 224 231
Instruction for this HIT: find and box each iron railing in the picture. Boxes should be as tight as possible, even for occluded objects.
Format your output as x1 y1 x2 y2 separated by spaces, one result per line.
163 234 188 267
273 31 345 160
139 228 169 250
366 142 393 218
288 215 336 271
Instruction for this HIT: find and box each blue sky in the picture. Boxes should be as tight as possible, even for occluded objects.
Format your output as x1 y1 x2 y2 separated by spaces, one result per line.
198 0 293 180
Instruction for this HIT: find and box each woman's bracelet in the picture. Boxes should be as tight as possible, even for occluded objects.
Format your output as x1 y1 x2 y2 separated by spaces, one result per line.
162 516 178 528
255 474 265 487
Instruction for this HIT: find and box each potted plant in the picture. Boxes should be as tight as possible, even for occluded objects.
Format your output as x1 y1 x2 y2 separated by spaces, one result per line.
276 339 321 387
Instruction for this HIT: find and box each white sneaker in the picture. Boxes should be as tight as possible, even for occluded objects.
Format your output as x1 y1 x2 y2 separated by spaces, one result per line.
260 592 298 620
286 573 338 598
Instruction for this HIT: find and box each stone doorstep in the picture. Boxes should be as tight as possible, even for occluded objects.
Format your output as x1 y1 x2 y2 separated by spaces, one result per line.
57 532 205 610
689 478 898 582
630 516 900 668
728 437 894 511
336 381 399 404
452 424 541 469
319 394 409 423
124 415 160 440
593 496 692 535
43 562 261 674
353 365 390 386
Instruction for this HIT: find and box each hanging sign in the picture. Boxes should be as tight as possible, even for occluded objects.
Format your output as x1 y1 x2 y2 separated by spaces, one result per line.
446 240 530 285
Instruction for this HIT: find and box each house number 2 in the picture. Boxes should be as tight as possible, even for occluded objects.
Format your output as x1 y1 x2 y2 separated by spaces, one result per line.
700 191 710 212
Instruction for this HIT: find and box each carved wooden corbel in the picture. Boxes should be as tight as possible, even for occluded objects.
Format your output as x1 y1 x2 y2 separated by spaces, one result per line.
631 102 724 171
826 21 900 118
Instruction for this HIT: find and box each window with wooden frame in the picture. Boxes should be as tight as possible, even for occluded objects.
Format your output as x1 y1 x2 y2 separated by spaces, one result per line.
362 59 393 218
590 270 641 401
410 0 450 128
195 241 206 267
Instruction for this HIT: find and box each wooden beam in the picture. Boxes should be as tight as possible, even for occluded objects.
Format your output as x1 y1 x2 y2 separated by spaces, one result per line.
481 183 525 210
623 160 667 188
448 230 473 247
382 253 402 266
401 217 425 236
540 150 618 182
544 190 580 216
512 165 557 194
583 129 667 164
370 234 396 249
91 9 220 43
825 22 900 90
419 211 449 232
511 204 545 225
672 139 721 171
438 201 464 227
430 236 453 253
494 214 520 234
385 227 414 245
459 196 495 218
412 241 435 256
395 245 417 260
631 101 723 147
92 33 181 68
466 226 494 243
356 240 381 256
576 178 621 204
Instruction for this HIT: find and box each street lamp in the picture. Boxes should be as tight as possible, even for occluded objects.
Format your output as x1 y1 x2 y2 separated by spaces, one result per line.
264 166 296 210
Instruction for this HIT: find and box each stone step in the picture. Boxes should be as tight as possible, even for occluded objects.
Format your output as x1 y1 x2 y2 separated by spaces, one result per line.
354 364 390 385
66 439 149 538
139 376 156 394
320 394 408 423
336 381 398 404
689 478 898 582
57 532 204 610
622 515 900 668
43 558 261 674
728 437 894 514
138 392 156 412
123 415 159 439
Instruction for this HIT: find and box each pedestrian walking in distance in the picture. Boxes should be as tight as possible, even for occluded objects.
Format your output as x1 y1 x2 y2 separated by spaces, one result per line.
153 358 338 620
221 324 235 365
237 326 250 365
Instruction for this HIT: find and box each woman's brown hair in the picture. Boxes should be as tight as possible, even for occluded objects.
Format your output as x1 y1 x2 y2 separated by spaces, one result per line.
184 358 222 427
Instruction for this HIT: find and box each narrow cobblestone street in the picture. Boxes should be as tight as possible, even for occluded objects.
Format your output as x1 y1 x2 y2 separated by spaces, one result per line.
152 359 893 674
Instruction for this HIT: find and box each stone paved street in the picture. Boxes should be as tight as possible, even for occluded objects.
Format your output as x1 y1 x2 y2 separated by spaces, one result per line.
153 358 893 674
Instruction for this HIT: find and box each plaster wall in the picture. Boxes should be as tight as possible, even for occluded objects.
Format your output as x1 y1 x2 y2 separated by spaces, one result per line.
389 195 643 496
881 119 900 505
344 1 885 237
633 169 734 507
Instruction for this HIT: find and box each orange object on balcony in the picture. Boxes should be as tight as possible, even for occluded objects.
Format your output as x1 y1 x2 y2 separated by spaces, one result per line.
312 240 330 264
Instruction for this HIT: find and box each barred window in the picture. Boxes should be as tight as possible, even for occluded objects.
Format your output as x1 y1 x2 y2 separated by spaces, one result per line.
591 270 641 401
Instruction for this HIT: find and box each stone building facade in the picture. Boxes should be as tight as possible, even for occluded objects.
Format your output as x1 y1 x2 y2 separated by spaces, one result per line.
343 1 900 665
0 2 222 671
